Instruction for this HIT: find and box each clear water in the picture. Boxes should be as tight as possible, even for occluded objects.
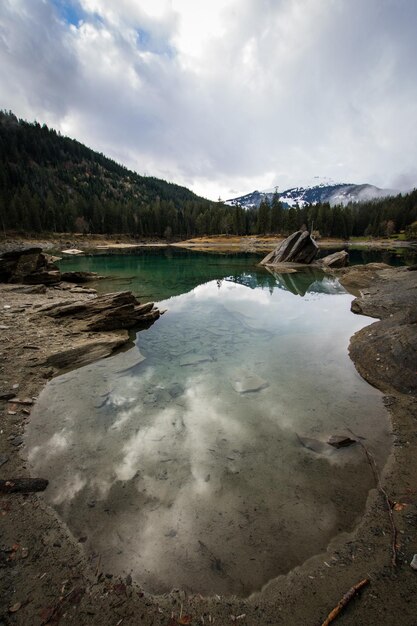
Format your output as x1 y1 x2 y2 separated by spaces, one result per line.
319 246 417 266
26 253 391 596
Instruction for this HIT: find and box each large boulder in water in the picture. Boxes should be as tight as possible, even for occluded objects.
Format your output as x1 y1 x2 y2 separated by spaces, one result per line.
260 231 319 265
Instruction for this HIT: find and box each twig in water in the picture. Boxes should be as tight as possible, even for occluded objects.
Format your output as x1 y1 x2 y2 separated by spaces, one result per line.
321 578 369 626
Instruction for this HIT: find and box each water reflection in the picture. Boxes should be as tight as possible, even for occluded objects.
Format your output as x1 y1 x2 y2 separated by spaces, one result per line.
263 266 343 296
26 271 390 596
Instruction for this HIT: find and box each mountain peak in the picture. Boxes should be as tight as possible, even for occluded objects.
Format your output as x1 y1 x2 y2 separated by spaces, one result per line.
226 182 398 209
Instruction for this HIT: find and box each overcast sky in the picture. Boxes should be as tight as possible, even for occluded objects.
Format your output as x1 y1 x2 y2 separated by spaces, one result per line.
1 0 416 200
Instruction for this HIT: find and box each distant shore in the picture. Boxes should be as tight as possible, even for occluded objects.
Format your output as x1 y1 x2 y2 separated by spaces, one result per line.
1 232 416 255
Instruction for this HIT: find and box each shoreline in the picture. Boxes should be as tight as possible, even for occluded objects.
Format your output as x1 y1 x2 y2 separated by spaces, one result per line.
1 233 416 256
0 264 416 624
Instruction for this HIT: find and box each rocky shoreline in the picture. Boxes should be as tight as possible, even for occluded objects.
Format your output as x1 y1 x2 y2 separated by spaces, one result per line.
0 262 416 625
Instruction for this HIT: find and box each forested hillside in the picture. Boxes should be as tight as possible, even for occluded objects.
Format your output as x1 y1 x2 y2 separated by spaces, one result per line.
0 110 228 237
0 110 416 239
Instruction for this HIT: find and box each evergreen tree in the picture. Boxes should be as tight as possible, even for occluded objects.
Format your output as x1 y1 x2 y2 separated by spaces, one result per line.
257 199 271 234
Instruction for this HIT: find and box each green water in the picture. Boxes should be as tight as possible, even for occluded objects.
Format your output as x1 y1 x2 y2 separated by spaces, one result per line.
26 252 391 596
58 248 270 301
56 246 417 302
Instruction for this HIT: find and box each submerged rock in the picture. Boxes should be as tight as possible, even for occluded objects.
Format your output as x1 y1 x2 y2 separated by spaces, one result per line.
260 231 319 265
296 435 330 455
231 372 269 393
180 354 213 366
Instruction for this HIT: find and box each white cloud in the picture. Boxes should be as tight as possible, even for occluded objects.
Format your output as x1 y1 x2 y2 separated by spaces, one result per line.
0 0 416 199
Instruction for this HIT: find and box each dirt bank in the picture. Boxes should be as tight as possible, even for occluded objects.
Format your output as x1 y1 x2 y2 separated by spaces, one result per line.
0 266 416 625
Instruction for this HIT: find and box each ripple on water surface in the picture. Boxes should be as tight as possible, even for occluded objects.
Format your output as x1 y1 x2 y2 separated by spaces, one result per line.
26 266 391 596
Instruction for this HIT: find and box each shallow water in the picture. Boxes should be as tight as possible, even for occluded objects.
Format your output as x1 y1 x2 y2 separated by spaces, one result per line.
26 256 391 596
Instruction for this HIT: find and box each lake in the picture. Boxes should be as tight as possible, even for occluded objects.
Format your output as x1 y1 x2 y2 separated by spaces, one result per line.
25 250 391 596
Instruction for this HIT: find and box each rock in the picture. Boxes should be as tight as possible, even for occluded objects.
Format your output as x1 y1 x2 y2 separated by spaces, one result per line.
44 254 62 265
61 271 100 283
0 392 15 401
7 284 47 294
349 267 417 396
260 231 300 265
23 270 61 285
410 554 417 570
0 246 42 281
327 435 356 448
45 333 130 370
232 372 269 393
11 436 24 446
260 231 319 265
0 247 61 284
8 398 33 405
70 287 97 294
296 435 330 455
180 354 213 366
61 248 84 255
168 383 184 398
289 231 319 263
0 478 49 493
319 250 349 268
43 291 161 332
339 263 391 296
0 454 9 467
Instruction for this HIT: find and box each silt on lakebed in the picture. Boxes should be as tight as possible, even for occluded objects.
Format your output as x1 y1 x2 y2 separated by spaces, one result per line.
25 254 391 597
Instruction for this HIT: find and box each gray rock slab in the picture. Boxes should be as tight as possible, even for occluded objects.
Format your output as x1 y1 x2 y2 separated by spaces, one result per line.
231 372 269 393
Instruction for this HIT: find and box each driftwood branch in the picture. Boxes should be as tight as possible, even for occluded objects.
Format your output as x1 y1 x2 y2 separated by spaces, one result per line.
347 427 397 567
0 478 49 493
321 578 369 626
359 442 397 567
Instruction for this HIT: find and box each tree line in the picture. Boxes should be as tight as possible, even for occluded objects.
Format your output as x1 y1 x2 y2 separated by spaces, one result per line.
0 110 416 239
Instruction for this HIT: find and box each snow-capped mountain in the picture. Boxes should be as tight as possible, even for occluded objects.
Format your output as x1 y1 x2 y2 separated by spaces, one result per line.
225 182 397 209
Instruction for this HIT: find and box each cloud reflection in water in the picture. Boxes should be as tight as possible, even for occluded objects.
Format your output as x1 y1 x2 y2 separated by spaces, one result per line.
26 274 390 596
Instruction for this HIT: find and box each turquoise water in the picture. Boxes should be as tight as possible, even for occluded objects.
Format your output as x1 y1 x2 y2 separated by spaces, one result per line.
26 252 391 596
55 246 417 301
58 248 272 301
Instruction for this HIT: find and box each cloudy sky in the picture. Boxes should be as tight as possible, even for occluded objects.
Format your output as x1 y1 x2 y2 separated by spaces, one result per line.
1 0 416 200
